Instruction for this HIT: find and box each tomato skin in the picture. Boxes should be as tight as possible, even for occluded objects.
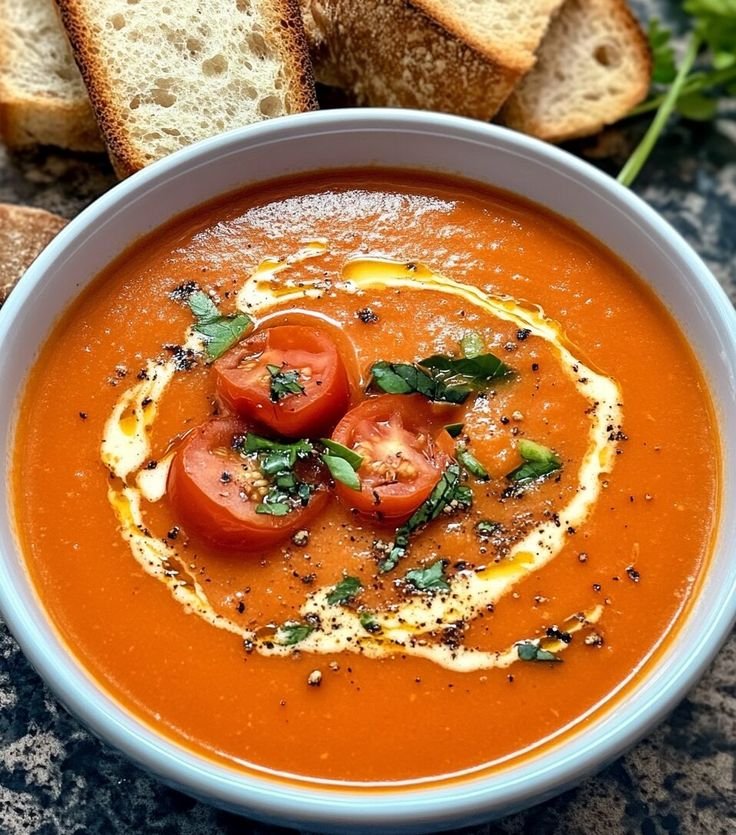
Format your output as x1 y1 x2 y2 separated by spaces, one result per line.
214 326 350 438
167 417 327 551
330 394 451 523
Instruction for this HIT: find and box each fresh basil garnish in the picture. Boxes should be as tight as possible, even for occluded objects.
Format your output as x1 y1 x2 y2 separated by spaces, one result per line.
359 612 381 633
475 519 499 538
507 439 562 485
320 438 363 491
404 559 450 593
326 575 363 605
456 443 489 481
370 351 512 404
379 463 472 573
444 422 464 438
266 363 305 402
187 290 252 361
516 641 562 663
239 434 315 516
277 622 314 646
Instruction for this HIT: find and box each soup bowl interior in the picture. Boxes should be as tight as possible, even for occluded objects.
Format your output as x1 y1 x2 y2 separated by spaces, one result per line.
0 110 735 832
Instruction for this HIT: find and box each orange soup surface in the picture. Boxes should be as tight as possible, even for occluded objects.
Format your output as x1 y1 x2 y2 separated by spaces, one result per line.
14 170 718 783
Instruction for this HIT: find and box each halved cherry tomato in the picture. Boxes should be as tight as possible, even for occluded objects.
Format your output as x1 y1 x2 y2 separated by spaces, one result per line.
167 417 327 550
330 394 451 523
214 326 350 438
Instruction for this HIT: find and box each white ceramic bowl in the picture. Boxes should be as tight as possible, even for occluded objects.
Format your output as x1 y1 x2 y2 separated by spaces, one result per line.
1 110 735 833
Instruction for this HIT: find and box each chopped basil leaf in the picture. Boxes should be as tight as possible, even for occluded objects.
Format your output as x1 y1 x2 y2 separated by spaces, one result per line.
380 463 472 573
460 330 484 358
516 641 561 663
277 621 314 646
326 575 363 605
370 350 513 404
266 363 305 402
323 454 361 490
404 559 450 593
444 422 464 438
507 439 562 485
241 434 315 515
419 352 513 384
242 434 313 462
255 501 290 516
456 443 489 481
320 438 363 490
475 519 499 538
359 612 381 634
187 290 252 361
320 438 363 470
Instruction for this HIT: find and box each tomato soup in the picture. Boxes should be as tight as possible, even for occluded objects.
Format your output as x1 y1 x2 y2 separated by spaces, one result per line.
13 170 718 783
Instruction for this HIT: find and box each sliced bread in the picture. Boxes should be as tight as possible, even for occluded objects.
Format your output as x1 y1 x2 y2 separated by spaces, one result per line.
56 0 318 177
0 204 66 303
302 0 565 120
500 0 652 142
0 0 102 151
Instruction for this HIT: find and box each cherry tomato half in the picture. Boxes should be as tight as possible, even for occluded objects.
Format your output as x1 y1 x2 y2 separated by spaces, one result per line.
330 394 451 523
214 326 350 438
167 417 327 550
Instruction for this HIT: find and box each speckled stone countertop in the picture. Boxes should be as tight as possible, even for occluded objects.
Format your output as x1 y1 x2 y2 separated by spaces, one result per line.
1 3 734 833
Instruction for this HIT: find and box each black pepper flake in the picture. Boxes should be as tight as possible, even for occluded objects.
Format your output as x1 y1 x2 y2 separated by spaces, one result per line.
169 281 199 301
141 397 153 408
220 471 232 483
500 416 510 425
626 565 641 583
235 601 245 614
136 369 150 380
592 583 602 592
356 307 379 324
546 626 573 644
165 344 197 371
516 328 531 341
79 411 88 420
145 460 158 470
531 362 540 372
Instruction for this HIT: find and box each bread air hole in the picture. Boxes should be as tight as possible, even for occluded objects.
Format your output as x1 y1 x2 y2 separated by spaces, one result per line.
259 95 283 116
236 0 251 10
110 14 126 30
202 55 228 77
152 89 177 107
593 43 621 69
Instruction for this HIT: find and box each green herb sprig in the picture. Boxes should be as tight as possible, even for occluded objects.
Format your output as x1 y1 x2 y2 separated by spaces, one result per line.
187 291 252 361
370 351 512 404
506 439 561 486
620 3 736 186
266 364 305 402
326 575 363 605
320 438 363 491
239 434 315 516
516 641 561 663
379 463 472 573
404 559 450 593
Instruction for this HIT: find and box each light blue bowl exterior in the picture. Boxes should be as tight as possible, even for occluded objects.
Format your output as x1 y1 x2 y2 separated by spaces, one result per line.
0 110 735 833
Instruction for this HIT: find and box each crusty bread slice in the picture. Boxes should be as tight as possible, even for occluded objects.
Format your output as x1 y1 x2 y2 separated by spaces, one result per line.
57 0 318 177
0 0 102 151
302 0 565 121
0 204 66 303
500 0 651 142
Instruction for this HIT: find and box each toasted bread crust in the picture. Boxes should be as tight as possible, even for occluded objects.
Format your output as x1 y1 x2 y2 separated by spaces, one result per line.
305 0 529 120
500 0 652 142
413 0 564 74
0 204 66 303
56 0 318 177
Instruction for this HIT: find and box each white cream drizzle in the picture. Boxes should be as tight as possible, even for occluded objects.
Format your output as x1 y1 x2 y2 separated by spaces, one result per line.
101 247 622 672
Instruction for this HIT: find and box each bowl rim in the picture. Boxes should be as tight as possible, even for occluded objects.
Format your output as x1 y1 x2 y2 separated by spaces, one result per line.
1 108 735 831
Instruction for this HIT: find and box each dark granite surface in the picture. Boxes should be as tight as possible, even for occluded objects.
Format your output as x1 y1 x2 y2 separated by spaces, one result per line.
1 2 734 833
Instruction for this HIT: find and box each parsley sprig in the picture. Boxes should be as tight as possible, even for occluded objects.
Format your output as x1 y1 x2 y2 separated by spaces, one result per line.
620 2 736 186
267 364 305 402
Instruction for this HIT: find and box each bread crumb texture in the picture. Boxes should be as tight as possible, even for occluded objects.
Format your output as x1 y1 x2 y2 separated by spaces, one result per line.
305 0 563 120
57 0 316 175
0 204 66 301
500 0 652 142
0 0 102 150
